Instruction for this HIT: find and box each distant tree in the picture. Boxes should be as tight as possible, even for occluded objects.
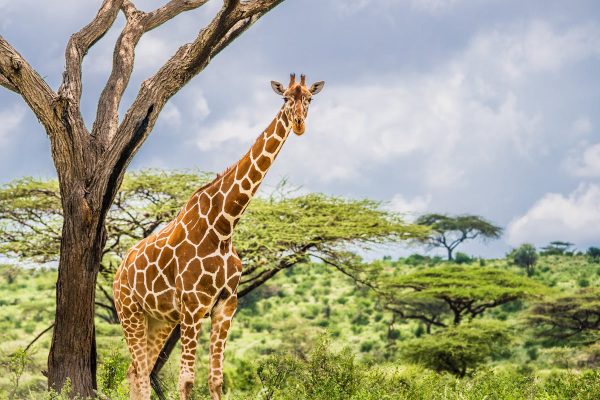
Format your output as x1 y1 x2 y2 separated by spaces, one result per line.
415 214 502 260
587 247 600 263
509 244 538 276
540 241 575 256
382 266 544 325
400 320 512 377
528 289 600 343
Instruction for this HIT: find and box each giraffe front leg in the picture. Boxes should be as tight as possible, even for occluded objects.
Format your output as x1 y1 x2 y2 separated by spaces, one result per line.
208 295 238 400
179 306 208 400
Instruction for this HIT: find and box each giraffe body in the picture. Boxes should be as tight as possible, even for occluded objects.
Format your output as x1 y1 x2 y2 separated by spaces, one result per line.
113 74 324 400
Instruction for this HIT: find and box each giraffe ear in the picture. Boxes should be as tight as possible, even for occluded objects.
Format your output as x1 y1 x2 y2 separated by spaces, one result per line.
309 81 325 95
271 81 286 95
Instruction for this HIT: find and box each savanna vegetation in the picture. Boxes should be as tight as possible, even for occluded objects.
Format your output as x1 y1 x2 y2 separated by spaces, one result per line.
1 170 599 399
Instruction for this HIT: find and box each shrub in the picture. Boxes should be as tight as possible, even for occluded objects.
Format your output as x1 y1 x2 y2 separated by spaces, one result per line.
453 252 473 264
509 243 538 276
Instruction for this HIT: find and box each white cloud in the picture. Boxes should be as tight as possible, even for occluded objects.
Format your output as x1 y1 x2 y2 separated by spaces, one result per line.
194 21 599 187
0 106 25 145
507 184 600 247
388 193 432 221
565 142 600 178
462 21 600 83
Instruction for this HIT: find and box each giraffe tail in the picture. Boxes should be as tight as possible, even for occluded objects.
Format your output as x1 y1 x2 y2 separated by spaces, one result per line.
150 371 168 400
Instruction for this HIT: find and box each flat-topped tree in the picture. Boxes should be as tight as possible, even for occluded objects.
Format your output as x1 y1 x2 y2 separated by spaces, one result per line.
528 288 600 344
416 214 502 260
0 1 284 395
383 266 545 325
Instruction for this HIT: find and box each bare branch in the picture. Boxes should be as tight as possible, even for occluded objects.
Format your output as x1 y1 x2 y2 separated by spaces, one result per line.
0 36 57 131
59 0 123 106
93 0 210 145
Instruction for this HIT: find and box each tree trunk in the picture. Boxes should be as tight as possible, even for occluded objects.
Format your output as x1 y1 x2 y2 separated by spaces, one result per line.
447 247 453 261
47 195 106 396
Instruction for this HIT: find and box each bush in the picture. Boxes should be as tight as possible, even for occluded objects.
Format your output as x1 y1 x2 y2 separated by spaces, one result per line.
98 351 129 396
587 247 600 263
453 252 473 264
509 243 538 276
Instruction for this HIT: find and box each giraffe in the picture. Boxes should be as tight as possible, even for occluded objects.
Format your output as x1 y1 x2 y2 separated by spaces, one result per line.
113 73 325 400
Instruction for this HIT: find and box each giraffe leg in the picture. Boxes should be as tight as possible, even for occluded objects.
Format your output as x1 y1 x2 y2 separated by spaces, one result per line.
208 295 238 400
115 288 151 400
146 317 177 370
179 306 209 400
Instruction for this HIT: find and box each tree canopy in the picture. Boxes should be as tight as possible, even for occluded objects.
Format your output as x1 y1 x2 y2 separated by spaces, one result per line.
382 265 545 325
528 288 600 344
400 320 512 377
415 214 502 260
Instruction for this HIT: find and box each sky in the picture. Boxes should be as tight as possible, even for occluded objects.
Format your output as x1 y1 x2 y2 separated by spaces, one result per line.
0 0 599 258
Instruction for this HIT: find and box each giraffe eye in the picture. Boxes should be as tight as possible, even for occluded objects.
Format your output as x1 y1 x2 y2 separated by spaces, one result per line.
307 98 312 103
283 97 290 103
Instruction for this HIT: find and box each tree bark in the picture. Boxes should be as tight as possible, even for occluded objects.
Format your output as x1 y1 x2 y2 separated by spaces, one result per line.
47 189 106 395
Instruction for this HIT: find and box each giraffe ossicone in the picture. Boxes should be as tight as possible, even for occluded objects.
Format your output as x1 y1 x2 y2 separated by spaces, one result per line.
113 73 324 400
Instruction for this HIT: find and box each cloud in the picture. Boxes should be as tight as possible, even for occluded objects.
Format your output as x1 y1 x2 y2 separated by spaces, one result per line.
388 193 432 221
462 21 600 83
565 142 600 178
507 184 600 247
193 21 598 189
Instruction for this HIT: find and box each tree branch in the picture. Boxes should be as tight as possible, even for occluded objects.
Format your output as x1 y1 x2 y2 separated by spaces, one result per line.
59 0 124 108
0 36 57 131
93 0 210 145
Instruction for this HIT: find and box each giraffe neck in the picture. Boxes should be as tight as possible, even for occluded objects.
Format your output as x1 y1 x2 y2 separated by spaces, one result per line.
193 106 293 240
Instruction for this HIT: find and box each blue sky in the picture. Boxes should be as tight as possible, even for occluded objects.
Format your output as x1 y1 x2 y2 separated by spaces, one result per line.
1 0 599 258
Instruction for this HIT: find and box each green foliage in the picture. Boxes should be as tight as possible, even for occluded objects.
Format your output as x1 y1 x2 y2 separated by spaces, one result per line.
453 252 473 264
509 243 539 276
415 213 502 260
98 351 129 397
528 288 600 343
587 246 600 263
383 265 545 325
400 320 512 377
0 347 30 400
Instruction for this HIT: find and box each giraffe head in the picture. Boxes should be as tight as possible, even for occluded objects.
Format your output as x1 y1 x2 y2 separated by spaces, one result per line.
271 73 325 135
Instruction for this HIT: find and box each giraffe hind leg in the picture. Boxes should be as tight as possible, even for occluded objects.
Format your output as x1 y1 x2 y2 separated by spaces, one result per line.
116 297 151 400
146 317 177 390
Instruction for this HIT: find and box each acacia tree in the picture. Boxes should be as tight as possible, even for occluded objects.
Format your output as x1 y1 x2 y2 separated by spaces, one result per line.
382 266 544 325
528 289 600 343
415 214 502 260
0 1 284 395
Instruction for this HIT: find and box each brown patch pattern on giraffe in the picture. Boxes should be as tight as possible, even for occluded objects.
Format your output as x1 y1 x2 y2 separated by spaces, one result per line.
113 75 324 400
